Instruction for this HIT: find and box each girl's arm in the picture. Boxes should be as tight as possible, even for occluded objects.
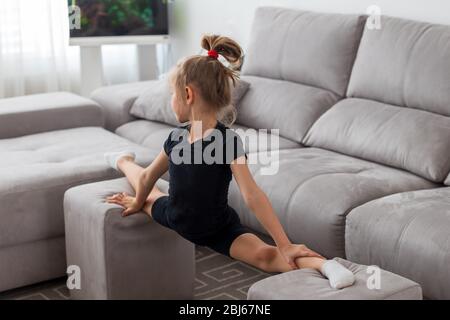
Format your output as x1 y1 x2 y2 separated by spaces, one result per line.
124 150 169 215
231 157 292 249
231 157 323 265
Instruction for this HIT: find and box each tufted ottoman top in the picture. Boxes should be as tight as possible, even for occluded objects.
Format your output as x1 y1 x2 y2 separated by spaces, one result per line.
0 126 157 249
247 258 422 300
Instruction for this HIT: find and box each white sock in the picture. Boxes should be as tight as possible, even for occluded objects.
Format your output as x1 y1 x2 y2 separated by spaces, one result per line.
104 151 136 171
320 260 355 289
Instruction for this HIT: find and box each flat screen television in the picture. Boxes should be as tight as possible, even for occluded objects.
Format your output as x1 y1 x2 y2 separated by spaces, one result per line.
69 0 169 45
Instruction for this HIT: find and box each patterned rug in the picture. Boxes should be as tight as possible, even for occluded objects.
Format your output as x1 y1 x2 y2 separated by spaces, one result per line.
0 246 272 300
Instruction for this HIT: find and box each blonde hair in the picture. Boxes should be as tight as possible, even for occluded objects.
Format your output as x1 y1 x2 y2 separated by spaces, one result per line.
169 34 244 126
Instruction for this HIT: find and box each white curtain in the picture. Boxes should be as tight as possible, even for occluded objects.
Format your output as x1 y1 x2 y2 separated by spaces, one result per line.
0 0 80 98
0 0 173 98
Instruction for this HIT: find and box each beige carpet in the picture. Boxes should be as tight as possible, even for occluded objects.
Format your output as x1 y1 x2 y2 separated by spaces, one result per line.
0 246 272 300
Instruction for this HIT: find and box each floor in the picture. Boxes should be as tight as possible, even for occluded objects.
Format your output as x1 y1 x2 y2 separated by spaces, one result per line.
0 246 272 300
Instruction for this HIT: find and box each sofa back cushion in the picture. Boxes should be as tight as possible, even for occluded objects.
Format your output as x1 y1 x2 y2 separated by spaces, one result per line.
237 76 339 142
130 79 177 126
347 16 450 116
305 16 450 183
242 7 366 96
304 98 450 183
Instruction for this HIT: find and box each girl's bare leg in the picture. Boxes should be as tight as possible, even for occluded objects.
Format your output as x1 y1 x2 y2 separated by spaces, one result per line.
117 156 145 191
116 157 166 216
229 233 325 273
230 233 355 289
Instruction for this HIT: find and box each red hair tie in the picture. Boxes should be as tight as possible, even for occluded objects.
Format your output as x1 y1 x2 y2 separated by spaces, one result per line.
207 49 219 59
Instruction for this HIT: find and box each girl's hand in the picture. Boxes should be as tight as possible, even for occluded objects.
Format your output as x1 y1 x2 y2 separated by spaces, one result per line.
106 192 142 217
279 244 324 270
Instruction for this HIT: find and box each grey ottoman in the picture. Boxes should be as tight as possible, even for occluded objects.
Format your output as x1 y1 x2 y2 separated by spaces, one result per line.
64 178 195 300
248 258 422 300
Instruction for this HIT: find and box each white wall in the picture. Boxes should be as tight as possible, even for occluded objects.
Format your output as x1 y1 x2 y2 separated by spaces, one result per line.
169 0 450 62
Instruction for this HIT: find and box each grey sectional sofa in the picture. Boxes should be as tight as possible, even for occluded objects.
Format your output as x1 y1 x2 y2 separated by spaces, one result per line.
1 6 450 300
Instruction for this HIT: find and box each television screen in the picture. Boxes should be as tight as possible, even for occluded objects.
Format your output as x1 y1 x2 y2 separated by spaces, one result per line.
69 0 168 38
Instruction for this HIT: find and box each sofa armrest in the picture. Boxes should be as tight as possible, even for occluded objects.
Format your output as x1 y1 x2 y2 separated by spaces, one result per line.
90 81 152 132
0 92 104 139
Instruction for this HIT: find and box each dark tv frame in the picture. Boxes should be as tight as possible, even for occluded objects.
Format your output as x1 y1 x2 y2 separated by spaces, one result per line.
69 0 169 46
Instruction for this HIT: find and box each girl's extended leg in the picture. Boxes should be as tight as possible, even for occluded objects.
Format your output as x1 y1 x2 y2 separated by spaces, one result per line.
229 233 325 273
117 156 146 191
115 157 166 216
230 233 355 289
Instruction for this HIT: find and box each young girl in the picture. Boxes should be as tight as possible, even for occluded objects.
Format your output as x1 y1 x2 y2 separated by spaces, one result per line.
105 35 355 289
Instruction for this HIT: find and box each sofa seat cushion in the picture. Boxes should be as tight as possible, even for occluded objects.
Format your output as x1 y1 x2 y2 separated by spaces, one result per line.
243 7 366 96
304 98 450 183
346 188 450 300
228 148 436 258
115 120 302 154
236 76 340 143
0 127 156 249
